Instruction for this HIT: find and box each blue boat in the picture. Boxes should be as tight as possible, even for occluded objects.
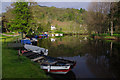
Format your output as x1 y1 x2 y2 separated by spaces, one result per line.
21 39 31 44
39 34 48 37
35 35 38 38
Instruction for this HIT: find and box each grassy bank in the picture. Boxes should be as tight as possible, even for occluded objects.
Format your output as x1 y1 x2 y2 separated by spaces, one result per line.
1 35 51 79
92 33 120 37
91 33 120 41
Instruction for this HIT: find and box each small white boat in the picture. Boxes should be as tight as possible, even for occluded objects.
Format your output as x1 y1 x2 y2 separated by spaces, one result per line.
31 38 38 42
40 64 71 74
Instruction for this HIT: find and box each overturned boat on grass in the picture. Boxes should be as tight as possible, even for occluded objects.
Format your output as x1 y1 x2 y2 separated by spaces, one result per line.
22 51 76 74
24 44 48 55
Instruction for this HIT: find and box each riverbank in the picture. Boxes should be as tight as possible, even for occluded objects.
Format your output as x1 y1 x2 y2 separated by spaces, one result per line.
1 34 51 79
91 33 120 41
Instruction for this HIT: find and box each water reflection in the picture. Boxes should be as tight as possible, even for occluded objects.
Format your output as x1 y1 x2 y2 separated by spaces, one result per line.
38 35 120 79
51 38 56 42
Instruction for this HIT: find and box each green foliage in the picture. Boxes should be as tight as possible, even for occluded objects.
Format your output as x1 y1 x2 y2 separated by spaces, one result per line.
9 2 30 33
79 8 85 13
54 31 64 34
3 4 87 34
92 33 120 38
46 21 51 31
92 33 111 36
113 34 120 37
104 36 115 39
38 24 43 32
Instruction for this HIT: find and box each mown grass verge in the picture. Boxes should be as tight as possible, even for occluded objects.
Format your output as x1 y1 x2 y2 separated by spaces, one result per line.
1 35 52 79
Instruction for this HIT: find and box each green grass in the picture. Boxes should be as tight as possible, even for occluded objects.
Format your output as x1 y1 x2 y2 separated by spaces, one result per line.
92 33 111 36
1 35 52 79
113 34 120 37
92 33 120 38
54 31 64 34
104 36 115 39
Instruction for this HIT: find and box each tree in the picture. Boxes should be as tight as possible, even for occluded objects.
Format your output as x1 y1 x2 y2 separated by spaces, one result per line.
79 8 85 13
2 16 8 32
38 24 43 33
109 2 116 35
46 21 51 32
110 2 120 34
115 1 120 33
85 2 111 34
9 2 31 38
2 8 15 33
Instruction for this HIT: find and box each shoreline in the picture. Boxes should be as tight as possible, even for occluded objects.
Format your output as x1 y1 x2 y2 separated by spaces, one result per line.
1 35 51 79
91 35 120 42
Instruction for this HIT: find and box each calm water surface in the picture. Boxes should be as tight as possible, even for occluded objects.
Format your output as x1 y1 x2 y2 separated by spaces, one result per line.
38 35 120 79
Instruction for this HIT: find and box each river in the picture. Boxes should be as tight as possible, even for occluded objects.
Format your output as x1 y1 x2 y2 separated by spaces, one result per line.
37 35 120 79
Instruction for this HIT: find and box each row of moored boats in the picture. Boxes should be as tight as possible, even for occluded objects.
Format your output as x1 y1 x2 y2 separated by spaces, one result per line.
19 44 76 74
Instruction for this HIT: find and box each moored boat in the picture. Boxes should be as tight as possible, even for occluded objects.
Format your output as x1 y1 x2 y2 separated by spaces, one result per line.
24 44 48 55
22 51 76 74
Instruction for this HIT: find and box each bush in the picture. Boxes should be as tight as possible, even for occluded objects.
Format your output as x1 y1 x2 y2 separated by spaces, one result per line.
113 34 120 37
54 31 64 34
91 33 111 36
99 33 110 36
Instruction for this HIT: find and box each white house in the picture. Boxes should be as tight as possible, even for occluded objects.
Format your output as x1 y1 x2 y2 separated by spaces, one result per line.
51 26 56 30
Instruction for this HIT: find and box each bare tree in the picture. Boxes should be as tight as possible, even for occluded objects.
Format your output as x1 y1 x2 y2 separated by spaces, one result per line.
85 2 111 34
109 2 118 35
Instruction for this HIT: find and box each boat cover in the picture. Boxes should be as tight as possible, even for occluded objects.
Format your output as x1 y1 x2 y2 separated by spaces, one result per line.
24 44 48 55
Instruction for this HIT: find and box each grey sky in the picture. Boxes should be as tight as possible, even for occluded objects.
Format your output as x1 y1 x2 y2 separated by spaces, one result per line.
1 2 91 13
2 2 12 13
38 2 90 10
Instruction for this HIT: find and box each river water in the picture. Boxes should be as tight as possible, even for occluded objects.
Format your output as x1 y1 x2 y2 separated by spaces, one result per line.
37 35 120 79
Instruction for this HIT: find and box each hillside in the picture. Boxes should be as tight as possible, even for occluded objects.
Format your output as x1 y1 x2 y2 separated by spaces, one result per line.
2 4 87 34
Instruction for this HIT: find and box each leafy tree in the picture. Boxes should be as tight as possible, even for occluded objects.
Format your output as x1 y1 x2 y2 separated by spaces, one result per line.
79 8 85 13
9 2 30 38
38 24 43 33
4 2 88 34
46 21 51 31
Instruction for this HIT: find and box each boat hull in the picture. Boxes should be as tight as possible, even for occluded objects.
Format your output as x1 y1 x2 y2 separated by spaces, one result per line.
42 68 71 74
22 51 76 74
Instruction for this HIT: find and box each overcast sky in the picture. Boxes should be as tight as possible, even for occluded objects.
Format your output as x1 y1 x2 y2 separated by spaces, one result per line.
38 2 90 9
1 2 91 13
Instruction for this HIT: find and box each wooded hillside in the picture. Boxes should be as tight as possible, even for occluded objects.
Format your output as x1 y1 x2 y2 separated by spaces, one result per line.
2 3 86 34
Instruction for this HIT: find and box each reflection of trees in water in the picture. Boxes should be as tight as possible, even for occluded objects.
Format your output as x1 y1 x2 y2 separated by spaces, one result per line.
38 38 51 49
86 55 113 78
109 42 120 79
84 40 112 78
48 36 88 57
85 40 120 78
38 36 120 78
